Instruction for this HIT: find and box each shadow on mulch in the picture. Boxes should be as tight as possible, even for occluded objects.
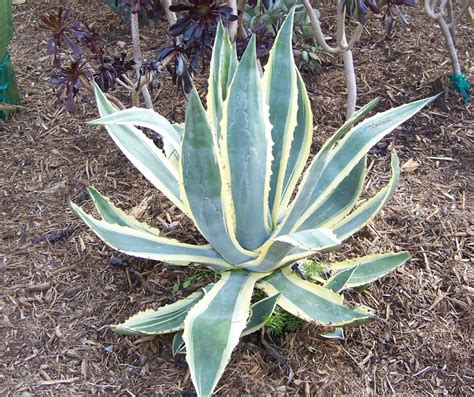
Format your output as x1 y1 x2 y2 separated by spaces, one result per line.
1 0 472 395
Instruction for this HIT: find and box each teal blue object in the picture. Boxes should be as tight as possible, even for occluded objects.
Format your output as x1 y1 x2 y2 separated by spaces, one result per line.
0 0 20 119
0 53 21 120
0 0 14 58
449 73 471 104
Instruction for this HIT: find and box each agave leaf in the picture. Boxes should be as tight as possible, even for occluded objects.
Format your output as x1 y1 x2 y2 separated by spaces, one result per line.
285 155 398 263
320 327 345 340
278 98 380 235
111 286 212 336
93 85 190 216
242 293 280 336
287 97 435 233
163 123 184 170
180 90 256 264
219 36 237 103
207 21 236 134
258 267 371 326
220 36 273 250
323 266 357 293
87 186 187 267
162 140 180 171
227 44 238 90
321 97 382 152
327 252 410 288
241 228 340 272
279 68 313 212
172 331 186 356
171 122 185 137
87 186 161 236
183 270 265 396
172 293 280 355
263 8 298 222
89 107 181 152
71 203 232 270
350 305 375 326
333 154 400 240
296 157 366 232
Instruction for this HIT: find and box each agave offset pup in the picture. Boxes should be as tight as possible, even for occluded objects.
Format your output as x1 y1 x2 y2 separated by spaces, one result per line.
72 9 433 396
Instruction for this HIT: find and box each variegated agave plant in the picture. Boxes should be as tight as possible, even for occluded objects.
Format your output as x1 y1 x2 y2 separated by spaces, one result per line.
72 9 433 396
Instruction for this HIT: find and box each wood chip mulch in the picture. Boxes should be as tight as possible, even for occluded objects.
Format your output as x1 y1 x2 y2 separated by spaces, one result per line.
1 0 472 395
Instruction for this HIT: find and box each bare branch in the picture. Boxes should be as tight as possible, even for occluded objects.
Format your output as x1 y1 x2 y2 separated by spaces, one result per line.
438 16 462 74
302 0 363 119
228 0 238 42
237 0 248 39
448 0 471 29
424 0 440 19
301 0 339 54
114 77 134 91
424 0 466 75
342 37 357 118
336 0 345 48
130 10 153 109
161 0 177 25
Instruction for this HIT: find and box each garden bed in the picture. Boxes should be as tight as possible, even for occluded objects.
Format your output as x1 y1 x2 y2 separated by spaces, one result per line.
1 0 472 395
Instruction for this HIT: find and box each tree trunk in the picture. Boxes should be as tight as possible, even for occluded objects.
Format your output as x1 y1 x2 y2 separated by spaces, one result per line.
342 47 357 119
438 16 461 75
228 0 238 42
130 10 153 109
161 0 177 25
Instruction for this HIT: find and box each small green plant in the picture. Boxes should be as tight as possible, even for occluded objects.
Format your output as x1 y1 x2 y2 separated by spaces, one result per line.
301 258 325 279
242 0 322 66
72 9 435 396
266 309 304 336
171 269 213 292
244 0 317 38
294 43 323 73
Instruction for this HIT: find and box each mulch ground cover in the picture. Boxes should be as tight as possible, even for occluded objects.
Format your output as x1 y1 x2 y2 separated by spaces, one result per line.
1 0 472 395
